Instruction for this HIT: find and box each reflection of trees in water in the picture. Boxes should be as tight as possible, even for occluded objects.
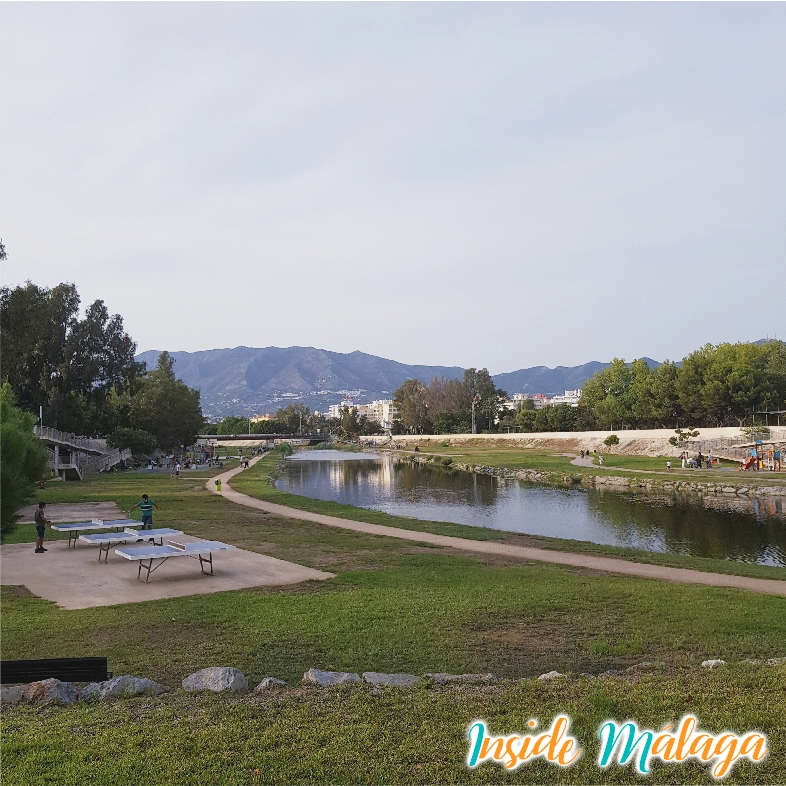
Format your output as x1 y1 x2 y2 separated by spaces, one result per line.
587 490 786 564
391 459 498 507
282 459 786 566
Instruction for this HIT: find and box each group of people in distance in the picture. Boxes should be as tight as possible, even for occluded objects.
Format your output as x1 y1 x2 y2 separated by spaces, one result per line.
666 451 713 471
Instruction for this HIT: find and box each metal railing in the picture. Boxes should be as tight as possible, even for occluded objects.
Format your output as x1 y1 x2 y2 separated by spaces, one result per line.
46 446 132 477
685 429 786 462
34 426 109 454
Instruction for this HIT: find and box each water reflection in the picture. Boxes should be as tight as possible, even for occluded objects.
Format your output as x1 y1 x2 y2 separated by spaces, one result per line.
277 455 786 566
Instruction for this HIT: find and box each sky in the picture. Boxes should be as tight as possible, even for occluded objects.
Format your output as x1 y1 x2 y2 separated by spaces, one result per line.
1 3 784 374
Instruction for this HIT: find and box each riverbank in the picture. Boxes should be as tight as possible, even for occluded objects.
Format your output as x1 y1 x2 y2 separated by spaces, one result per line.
386 443 786 504
4 457 786 784
233 454 786 581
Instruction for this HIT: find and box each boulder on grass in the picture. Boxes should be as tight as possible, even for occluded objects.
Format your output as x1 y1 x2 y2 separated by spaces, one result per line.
253 677 287 692
0 685 25 705
21 679 78 705
182 667 248 694
303 668 360 687
537 671 565 681
362 672 420 687
80 676 170 702
701 659 725 669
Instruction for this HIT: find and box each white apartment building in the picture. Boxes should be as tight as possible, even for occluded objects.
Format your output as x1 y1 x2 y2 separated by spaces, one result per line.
550 389 582 407
328 399 398 426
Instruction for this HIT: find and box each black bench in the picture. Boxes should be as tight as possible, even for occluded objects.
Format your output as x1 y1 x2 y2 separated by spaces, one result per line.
1 657 111 685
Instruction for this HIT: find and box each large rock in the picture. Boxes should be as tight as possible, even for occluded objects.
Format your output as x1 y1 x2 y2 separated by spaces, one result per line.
21 679 78 705
425 673 496 685
701 659 725 669
537 671 565 681
362 672 420 687
253 677 287 692
0 685 25 705
302 668 361 687
80 676 170 702
182 667 248 694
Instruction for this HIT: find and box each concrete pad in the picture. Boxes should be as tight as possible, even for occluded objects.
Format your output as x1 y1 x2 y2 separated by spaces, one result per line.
18 502 125 524
0 535 334 610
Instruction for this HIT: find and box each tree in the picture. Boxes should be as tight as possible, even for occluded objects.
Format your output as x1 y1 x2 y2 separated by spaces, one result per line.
516 408 538 432
434 411 461 434
337 407 365 441
460 368 507 432
275 403 312 434
677 343 773 427
107 427 157 456
668 428 700 447
647 361 681 427
1 384 49 539
216 416 249 435
0 282 143 435
424 377 464 419
603 433 620 449
132 352 204 452
393 379 430 433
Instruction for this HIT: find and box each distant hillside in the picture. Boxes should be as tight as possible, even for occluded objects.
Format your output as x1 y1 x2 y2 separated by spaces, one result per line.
135 346 660 418
493 357 660 396
135 346 464 418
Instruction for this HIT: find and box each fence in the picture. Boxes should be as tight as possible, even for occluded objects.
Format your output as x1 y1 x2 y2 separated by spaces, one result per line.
687 429 786 462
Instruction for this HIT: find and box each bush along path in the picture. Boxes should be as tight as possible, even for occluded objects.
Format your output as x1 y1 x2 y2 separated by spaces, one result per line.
212 459 786 597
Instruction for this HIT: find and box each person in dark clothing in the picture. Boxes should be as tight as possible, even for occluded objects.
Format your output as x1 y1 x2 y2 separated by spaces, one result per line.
34 502 49 553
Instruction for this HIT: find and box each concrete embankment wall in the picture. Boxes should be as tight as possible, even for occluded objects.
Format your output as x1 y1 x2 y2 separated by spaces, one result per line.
363 427 755 458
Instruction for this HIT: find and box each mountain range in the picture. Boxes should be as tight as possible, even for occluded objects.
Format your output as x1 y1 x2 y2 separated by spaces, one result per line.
135 346 659 419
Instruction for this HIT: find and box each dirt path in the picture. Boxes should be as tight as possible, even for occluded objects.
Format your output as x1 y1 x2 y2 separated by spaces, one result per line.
209 460 786 597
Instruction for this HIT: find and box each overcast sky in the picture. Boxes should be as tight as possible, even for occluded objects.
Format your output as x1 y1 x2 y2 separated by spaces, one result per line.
2 3 784 373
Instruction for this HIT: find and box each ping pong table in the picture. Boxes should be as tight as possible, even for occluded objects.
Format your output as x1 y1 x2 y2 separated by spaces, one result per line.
114 540 235 582
51 519 142 548
79 528 184 563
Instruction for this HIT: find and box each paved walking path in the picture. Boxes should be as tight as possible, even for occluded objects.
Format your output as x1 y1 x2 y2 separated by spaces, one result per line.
210 459 786 597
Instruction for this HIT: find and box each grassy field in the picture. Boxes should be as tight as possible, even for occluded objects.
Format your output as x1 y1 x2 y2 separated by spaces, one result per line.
2 460 786 783
230 454 786 581
4 668 786 785
403 443 786 486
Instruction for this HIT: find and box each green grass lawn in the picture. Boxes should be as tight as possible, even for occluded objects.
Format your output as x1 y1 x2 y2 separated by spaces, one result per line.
2 461 786 784
405 444 786 487
4 667 785 785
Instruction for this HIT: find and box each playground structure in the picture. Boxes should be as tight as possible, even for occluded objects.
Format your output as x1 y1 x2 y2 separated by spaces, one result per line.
738 440 783 472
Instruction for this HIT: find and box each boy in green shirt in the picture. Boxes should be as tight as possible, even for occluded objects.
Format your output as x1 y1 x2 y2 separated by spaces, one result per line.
128 494 158 530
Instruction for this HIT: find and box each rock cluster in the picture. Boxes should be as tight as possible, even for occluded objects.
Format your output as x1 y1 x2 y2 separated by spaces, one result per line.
3 656 783 708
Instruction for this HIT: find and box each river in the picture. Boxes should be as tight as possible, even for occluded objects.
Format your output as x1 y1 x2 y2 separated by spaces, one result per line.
275 451 786 567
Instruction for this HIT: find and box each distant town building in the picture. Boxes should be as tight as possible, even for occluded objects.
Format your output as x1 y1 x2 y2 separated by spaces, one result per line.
550 389 582 407
250 414 277 423
328 399 398 427
509 391 580 409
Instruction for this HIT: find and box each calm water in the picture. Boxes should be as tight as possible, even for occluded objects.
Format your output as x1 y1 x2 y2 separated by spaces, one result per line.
276 451 786 567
